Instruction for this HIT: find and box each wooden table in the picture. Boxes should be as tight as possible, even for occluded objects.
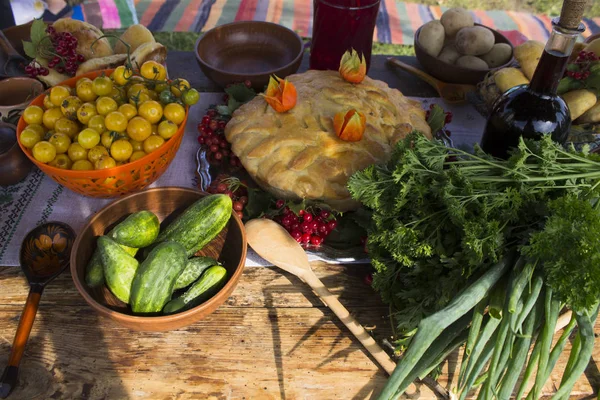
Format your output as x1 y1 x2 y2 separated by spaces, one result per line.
1 54 599 399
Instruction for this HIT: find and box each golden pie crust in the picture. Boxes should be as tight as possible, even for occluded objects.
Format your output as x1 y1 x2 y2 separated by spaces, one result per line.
224 70 432 211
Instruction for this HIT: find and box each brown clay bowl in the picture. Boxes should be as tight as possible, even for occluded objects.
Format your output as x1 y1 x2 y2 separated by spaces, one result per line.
195 21 304 91
414 23 514 85
70 187 247 332
0 122 32 186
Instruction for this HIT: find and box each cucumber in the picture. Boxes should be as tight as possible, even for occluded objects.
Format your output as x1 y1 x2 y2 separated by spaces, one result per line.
119 244 139 257
84 247 104 287
163 265 228 314
108 210 160 248
174 256 219 290
156 194 232 257
97 236 139 304
130 241 187 314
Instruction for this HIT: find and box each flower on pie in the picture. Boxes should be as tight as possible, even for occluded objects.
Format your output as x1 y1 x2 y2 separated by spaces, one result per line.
334 109 366 142
262 75 297 113
339 49 367 84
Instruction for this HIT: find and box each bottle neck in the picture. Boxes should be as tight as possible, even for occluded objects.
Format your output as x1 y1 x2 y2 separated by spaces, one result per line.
529 19 581 95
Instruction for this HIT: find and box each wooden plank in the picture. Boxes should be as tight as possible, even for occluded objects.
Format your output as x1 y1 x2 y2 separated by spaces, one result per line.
167 52 440 97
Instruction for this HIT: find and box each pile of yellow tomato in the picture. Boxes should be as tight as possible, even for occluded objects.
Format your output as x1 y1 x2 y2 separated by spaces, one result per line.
19 61 199 170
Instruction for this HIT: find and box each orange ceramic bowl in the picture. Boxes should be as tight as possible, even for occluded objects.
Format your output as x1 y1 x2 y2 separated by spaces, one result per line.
16 70 188 198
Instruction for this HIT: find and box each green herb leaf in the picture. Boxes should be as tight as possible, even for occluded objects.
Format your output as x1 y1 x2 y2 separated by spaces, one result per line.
244 188 274 220
225 83 256 103
30 19 47 46
227 96 242 114
557 77 582 95
22 41 37 59
216 105 231 116
426 104 445 134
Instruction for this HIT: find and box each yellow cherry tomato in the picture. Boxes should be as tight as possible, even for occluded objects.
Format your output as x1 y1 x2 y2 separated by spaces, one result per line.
88 145 109 163
129 150 146 162
110 139 133 162
67 142 88 161
129 91 151 107
154 82 168 94
126 116 152 142
76 80 98 102
49 85 71 107
113 65 133 86
78 128 101 149
26 124 45 136
76 77 92 87
129 139 143 152
60 96 83 120
72 159 94 170
147 90 159 101
49 133 71 154
96 97 118 116
95 155 117 170
32 141 57 163
48 153 72 170
126 83 148 99
105 111 128 132
138 100 163 124
140 61 167 81
170 78 190 97
163 103 186 125
42 107 64 130
54 118 80 138
20 129 42 148
151 124 158 135
92 76 113 97
101 131 116 148
118 103 137 120
76 103 98 125
110 86 127 105
43 94 55 109
23 106 44 125
88 115 106 133
158 120 178 139
143 135 165 154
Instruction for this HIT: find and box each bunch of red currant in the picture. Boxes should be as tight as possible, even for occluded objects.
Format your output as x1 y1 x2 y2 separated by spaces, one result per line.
272 203 338 247
565 50 598 81
197 109 243 167
425 104 453 137
26 27 86 78
206 174 248 219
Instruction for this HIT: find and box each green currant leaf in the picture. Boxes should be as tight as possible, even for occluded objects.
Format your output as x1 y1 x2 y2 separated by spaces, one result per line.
30 19 47 47
225 83 256 103
22 41 37 59
216 105 231 116
426 104 445 134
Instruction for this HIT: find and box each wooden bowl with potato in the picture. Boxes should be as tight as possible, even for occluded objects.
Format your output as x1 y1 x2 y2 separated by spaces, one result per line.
415 7 515 85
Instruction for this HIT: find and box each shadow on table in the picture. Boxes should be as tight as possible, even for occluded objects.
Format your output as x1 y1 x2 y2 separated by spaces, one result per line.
261 266 444 400
3 272 128 399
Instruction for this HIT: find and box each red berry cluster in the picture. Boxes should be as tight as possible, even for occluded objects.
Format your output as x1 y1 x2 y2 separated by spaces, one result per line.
565 50 598 81
206 174 248 219
24 63 49 78
273 205 338 247
197 109 242 167
425 104 454 137
43 26 85 76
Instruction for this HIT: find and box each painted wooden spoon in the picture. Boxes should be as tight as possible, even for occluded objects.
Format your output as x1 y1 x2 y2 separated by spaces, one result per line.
245 218 397 375
386 57 476 104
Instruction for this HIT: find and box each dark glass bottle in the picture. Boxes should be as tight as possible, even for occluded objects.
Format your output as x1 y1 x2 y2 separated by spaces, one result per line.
481 17 585 159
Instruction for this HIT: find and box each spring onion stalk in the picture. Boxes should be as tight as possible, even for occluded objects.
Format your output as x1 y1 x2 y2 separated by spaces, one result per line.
377 254 514 400
481 302 511 400
507 258 533 314
513 274 544 334
458 331 498 400
515 334 542 400
496 300 540 400
531 290 561 400
459 316 501 391
542 314 577 383
418 330 469 381
458 297 487 384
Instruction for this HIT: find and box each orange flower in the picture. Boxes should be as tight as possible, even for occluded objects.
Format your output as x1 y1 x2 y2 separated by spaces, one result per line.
262 75 297 113
339 49 367 84
334 109 366 142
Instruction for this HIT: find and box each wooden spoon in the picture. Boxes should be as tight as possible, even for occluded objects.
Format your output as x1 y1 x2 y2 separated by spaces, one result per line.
0 222 75 399
386 57 476 104
245 218 397 375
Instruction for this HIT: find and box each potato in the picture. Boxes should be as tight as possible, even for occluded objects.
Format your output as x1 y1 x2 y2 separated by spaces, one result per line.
455 26 495 56
76 54 128 76
114 24 156 55
130 42 167 70
440 7 474 38
52 18 113 60
562 90 597 121
494 68 529 93
480 43 512 68
456 55 489 70
418 21 445 57
514 40 544 80
577 102 600 124
438 44 461 64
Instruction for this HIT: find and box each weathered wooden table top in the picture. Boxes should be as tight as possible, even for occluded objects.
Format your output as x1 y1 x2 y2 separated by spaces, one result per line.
1 53 599 399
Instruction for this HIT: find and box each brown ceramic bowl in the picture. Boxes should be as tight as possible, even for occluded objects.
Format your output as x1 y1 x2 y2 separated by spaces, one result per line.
195 21 304 91
70 187 247 331
0 122 32 186
414 23 514 85
0 77 44 120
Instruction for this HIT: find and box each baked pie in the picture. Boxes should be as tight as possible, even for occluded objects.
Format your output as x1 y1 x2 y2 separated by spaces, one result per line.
225 70 432 211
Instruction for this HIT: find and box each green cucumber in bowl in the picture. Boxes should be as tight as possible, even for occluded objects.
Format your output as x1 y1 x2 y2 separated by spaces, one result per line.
163 265 228 314
174 256 219 290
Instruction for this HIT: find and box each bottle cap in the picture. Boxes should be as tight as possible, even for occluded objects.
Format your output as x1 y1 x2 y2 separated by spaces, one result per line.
558 0 588 30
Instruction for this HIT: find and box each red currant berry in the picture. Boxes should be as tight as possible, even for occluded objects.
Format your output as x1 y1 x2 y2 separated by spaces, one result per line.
290 229 302 240
77 54 85 63
197 136 205 144
291 223 299 230
281 216 292 227
327 220 338 230
320 210 330 219
214 152 223 160
310 235 323 246
298 209 305 216
239 196 248 205
301 233 311 243
40 68 49 76
56 66 65 73
244 80 252 88
300 221 312 233
218 120 227 130
275 199 285 208
216 183 228 193
233 201 244 212
235 211 244 219
289 214 299 224
202 116 211 125
210 144 219 153
207 109 217 117
363 273 373 286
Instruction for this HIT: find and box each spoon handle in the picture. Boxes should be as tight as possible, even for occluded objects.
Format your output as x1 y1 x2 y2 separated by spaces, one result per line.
302 271 397 375
0 286 43 399
386 57 443 91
